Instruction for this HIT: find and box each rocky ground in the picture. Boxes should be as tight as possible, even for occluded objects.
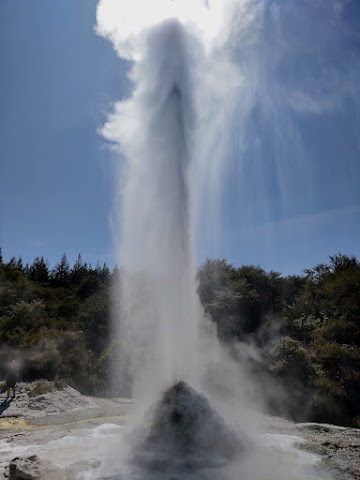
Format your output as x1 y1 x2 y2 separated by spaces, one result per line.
0 382 135 426
0 382 135 479
264 416 360 480
0 382 359 479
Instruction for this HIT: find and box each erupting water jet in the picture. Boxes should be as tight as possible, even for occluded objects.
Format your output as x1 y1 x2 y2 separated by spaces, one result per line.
100 18 205 398
95 2 337 479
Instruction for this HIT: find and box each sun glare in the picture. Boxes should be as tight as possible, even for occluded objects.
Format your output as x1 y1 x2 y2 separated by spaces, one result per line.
96 0 231 58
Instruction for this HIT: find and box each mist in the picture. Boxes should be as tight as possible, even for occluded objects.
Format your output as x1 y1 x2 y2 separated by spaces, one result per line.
95 0 359 477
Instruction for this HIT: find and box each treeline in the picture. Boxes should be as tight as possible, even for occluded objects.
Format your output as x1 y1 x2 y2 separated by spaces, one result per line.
0 250 114 394
0 249 359 426
198 255 360 427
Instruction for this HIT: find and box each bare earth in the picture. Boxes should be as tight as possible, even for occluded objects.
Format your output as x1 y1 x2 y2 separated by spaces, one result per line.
0 383 359 479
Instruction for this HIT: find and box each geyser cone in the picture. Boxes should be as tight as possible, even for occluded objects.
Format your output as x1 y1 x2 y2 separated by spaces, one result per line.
129 381 246 472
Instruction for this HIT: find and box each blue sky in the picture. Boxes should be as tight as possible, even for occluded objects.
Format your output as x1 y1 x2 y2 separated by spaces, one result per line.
1 0 360 275
0 0 128 268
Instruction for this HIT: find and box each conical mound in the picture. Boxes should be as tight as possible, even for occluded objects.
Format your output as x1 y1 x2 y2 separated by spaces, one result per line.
129 381 246 472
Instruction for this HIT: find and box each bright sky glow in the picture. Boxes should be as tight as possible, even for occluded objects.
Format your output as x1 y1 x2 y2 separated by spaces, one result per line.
96 0 235 58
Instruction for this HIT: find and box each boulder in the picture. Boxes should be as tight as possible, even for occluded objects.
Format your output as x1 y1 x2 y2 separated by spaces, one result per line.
9 455 63 480
8 455 101 480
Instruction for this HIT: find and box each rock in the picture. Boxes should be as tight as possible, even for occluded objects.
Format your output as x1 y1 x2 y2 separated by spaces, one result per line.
9 455 64 480
7 455 101 480
129 381 246 472
0 382 100 423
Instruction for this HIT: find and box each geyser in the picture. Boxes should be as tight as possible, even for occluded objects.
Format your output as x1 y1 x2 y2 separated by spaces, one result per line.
129 381 246 472
97 0 261 408
100 16 205 399
97 0 360 406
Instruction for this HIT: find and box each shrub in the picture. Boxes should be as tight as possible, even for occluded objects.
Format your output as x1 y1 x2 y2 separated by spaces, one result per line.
27 379 54 397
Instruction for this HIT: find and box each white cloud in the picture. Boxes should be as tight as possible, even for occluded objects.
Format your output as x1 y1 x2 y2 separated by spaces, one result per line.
95 0 240 59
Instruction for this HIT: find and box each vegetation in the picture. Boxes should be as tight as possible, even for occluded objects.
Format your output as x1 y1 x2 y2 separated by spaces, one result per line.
26 379 64 397
0 251 112 395
197 255 360 426
0 248 359 426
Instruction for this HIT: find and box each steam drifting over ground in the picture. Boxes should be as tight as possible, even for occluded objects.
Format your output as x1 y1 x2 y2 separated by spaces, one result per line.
95 1 358 477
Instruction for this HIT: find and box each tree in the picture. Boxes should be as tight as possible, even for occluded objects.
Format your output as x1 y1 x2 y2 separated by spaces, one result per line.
197 258 235 307
197 259 284 342
29 257 49 283
71 254 87 285
97 263 111 285
8 257 17 268
52 253 70 287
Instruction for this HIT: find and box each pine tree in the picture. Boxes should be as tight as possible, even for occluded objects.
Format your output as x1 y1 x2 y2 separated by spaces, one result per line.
100 263 111 284
52 253 70 287
71 253 87 284
8 257 17 268
16 257 24 272
29 256 49 283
